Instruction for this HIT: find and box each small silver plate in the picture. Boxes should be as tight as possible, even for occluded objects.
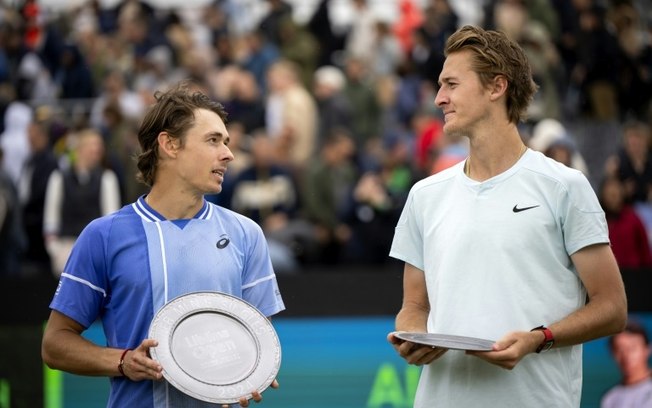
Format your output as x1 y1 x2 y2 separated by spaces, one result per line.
149 291 281 404
395 332 495 351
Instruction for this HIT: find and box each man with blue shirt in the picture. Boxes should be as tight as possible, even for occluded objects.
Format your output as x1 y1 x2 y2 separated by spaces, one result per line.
41 82 285 407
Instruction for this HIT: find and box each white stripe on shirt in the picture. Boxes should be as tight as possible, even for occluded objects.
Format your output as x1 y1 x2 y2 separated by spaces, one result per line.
61 272 107 297
242 274 275 290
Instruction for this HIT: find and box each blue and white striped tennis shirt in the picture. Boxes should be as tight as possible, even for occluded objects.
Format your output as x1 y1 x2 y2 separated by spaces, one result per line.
50 196 285 407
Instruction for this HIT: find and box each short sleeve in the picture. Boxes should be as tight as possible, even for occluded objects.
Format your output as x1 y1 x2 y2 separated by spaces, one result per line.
389 188 425 270
49 219 109 328
560 172 610 255
240 219 285 317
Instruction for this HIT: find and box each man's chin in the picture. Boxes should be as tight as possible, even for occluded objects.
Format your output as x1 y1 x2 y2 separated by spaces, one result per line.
443 121 454 131
443 124 464 138
206 185 222 195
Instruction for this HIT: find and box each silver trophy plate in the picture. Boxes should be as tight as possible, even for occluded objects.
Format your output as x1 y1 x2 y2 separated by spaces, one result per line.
394 332 495 351
149 291 281 404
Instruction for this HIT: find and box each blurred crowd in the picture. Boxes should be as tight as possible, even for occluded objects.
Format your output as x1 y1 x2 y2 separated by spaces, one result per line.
1 0 652 278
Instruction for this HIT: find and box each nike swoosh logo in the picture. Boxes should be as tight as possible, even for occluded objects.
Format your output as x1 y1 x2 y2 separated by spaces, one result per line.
513 204 540 213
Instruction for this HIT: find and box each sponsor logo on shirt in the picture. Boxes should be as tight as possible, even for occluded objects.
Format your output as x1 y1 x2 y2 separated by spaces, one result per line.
512 204 540 213
216 235 230 249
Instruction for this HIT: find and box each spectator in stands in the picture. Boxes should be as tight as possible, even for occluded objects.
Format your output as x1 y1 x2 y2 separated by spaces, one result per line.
393 0 424 57
601 321 652 408
0 10 27 98
161 12 195 64
371 20 404 78
300 129 357 264
240 29 280 94
484 0 561 43
313 65 353 145
213 30 238 69
343 55 381 151
258 0 293 46
265 59 317 173
605 120 652 204
15 47 58 104
348 133 414 264
19 120 58 276
276 16 319 89
0 100 32 185
116 1 169 68
344 0 378 64
393 58 431 128
20 0 64 79
305 0 344 67
89 69 145 131
554 0 584 97
201 1 230 54
226 131 298 226
374 75 404 150
72 26 127 94
529 118 589 175
223 68 266 135
56 43 95 99
492 0 563 121
571 4 621 120
543 137 575 169
411 0 458 86
607 1 652 121
226 131 308 273
100 101 146 205
0 147 27 277
599 176 652 269
132 45 187 99
43 128 121 277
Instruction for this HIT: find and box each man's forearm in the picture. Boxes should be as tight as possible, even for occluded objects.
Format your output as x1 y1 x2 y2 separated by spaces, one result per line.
43 329 123 377
395 304 430 333
548 294 627 349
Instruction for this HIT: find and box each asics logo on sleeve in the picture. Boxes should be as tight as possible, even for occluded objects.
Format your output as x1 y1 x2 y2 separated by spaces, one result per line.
513 204 540 213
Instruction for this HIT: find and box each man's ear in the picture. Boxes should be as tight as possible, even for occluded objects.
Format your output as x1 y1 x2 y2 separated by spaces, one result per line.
489 75 508 101
157 132 179 158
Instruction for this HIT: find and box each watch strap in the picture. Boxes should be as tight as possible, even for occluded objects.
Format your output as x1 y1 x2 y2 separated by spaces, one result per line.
531 325 554 353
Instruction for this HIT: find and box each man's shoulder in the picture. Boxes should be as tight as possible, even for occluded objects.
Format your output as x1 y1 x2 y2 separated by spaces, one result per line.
523 150 590 188
601 378 652 407
82 204 137 233
207 202 262 231
410 163 462 194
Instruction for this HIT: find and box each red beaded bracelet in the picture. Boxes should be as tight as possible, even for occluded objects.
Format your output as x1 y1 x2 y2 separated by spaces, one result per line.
118 349 132 377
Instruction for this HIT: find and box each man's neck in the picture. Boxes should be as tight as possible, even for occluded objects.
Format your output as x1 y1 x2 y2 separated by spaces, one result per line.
145 187 205 220
624 369 652 386
465 127 525 181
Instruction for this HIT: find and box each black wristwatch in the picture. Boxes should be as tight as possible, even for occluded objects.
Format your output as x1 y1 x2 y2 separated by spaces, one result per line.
531 325 554 353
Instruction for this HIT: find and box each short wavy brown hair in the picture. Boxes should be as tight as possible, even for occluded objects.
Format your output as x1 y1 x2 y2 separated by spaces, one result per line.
135 81 228 186
444 25 538 124
608 321 649 351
